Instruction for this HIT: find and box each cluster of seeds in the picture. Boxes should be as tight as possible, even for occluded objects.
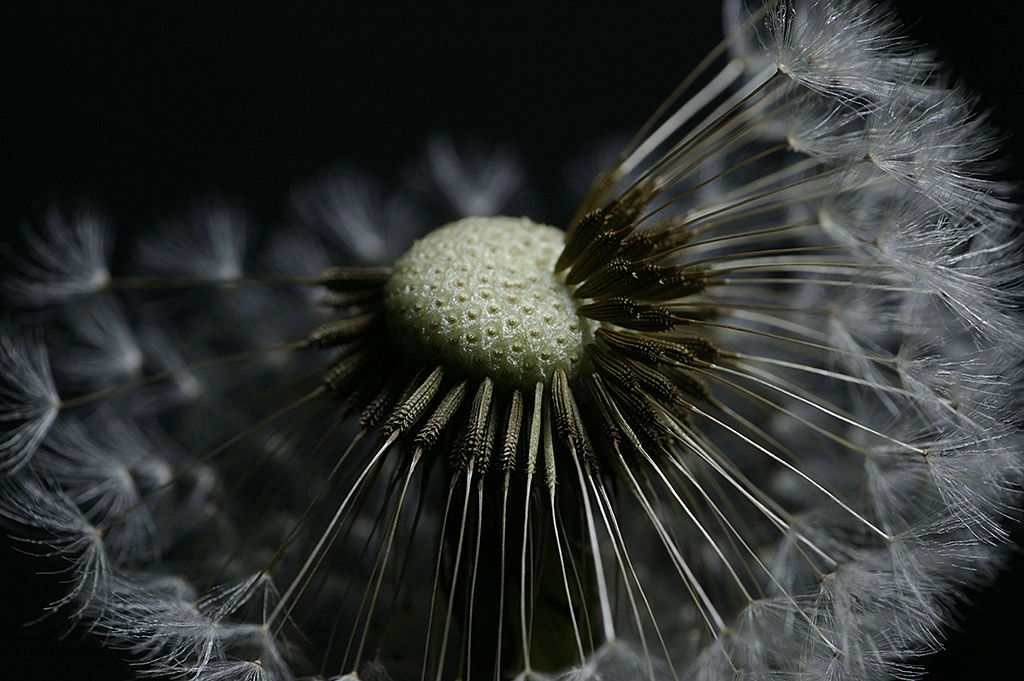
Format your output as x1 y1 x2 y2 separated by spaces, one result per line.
1 2 1022 681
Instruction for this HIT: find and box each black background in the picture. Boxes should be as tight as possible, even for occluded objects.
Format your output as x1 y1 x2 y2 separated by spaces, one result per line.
3 1 1023 679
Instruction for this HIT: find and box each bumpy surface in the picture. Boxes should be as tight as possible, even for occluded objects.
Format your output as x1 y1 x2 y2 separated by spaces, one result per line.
384 216 593 388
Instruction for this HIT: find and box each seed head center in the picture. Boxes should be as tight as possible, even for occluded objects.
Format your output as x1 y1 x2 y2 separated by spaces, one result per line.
384 216 595 389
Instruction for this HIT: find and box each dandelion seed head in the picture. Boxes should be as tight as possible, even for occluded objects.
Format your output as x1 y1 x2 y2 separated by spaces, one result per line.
384 216 596 388
3 2 1023 680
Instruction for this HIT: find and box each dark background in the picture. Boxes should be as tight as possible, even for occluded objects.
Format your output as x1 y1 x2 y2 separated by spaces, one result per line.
3 1 1023 679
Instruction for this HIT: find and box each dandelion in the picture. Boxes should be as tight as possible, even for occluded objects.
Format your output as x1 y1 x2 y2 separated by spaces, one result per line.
2 2 1022 680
